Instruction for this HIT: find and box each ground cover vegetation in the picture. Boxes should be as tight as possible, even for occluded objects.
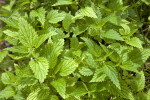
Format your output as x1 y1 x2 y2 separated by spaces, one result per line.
0 0 150 100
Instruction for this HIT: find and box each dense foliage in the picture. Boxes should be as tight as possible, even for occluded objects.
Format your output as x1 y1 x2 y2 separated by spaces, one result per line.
0 0 150 100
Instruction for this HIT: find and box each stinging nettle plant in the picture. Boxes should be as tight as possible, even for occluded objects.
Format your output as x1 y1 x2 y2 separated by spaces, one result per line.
0 0 150 100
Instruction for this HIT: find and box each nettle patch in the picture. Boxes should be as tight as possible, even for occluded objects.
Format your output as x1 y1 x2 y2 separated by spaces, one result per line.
0 0 150 100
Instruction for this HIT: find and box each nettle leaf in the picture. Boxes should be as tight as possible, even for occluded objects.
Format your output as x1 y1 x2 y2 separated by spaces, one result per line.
96 14 115 28
90 68 106 82
1 72 16 85
70 82 87 97
52 0 73 6
82 37 102 57
5 46 28 53
120 61 139 73
0 86 15 99
0 50 8 63
101 29 124 41
127 48 150 66
56 59 78 76
27 88 40 100
51 78 66 99
47 10 66 24
79 7 97 18
3 30 18 38
0 17 18 28
27 87 50 100
44 39 64 68
30 7 46 26
79 67 93 76
18 18 38 48
34 34 50 49
18 77 37 89
70 35 79 50
29 57 49 83
109 79 135 100
63 13 72 31
103 64 120 89
126 37 142 48
133 71 145 92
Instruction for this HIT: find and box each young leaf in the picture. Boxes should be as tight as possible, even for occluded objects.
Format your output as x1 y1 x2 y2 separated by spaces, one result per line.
27 88 40 100
34 34 50 49
30 7 46 26
63 13 72 31
70 35 79 50
47 10 66 24
29 57 49 83
56 59 78 76
126 37 142 48
90 68 106 82
52 0 73 6
79 67 93 76
79 7 97 18
51 78 66 99
101 29 124 41
44 39 64 68
103 64 120 89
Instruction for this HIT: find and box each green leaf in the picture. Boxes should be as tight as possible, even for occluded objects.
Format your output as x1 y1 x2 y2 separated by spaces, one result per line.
0 86 15 99
34 34 50 48
79 7 97 18
18 77 37 89
37 86 50 100
126 37 142 48
0 50 8 63
51 78 66 99
29 57 49 83
81 37 102 57
30 7 46 26
79 67 93 76
63 13 72 31
3 30 18 38
13 91 26 100
27 87 50 100
70 82 87 97
134 71 145 92
1 72 16 85
56 59 78 76
90 68 106 82
44 39 64 68
96 14 115 28
47 10 66 24
103 64 120 89
120 61 139 73
18 18 38 48
101 29 124 41
52 0 73 6
109 79 135 100
5 46 28 53
27 88 40 100
0 17 18 28
70 35 79 50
